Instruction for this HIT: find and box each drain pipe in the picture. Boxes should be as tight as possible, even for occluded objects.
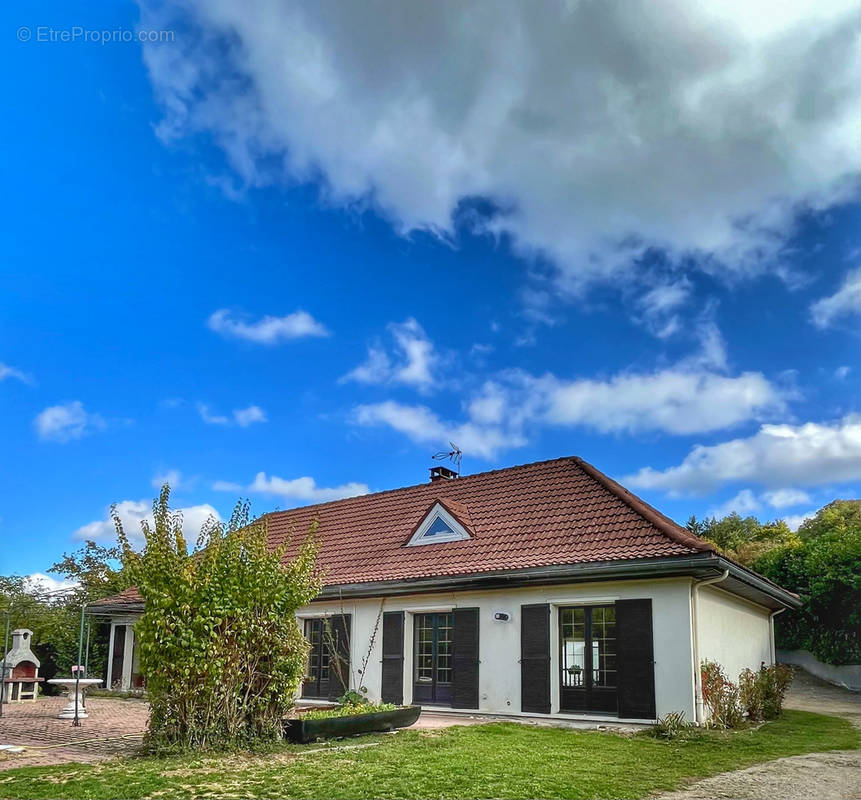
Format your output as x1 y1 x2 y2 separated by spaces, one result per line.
690 569 729 725
768 608 786 665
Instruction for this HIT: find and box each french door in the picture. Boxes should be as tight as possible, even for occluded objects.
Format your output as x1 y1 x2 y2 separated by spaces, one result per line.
559 605 618 714
413 612 453 705
302 618 331 699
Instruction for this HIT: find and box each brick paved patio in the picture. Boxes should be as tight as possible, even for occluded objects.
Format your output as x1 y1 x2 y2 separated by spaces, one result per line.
0 696 148 770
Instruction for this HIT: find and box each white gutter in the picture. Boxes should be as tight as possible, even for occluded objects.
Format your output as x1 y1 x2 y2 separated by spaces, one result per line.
690 569 729 725
769 608 786 665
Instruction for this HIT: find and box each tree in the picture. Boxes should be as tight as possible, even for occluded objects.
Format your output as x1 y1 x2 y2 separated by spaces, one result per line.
686 512 799 566
797 500 861 540
49 540 129 603
116 486 321 749
755 514 861 665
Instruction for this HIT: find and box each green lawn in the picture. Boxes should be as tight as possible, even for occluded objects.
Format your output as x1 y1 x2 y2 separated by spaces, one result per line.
1 710 857 800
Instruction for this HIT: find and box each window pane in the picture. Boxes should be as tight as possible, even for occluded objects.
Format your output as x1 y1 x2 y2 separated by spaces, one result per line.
561 608 586 687
591 606 616 688
414 615 434 682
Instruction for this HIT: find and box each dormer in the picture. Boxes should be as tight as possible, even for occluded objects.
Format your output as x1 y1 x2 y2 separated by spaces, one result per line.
406 500 472 546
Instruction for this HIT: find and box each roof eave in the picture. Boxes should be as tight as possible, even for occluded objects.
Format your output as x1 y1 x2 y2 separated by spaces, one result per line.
316 553 801 610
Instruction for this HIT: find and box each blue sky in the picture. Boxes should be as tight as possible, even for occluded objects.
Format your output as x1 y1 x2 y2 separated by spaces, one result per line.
3 1 861 583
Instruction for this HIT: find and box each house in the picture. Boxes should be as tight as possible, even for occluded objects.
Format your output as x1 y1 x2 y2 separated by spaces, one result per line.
88 456 800 723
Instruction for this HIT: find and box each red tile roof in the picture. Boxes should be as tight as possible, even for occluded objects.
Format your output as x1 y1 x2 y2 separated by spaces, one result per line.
89 456 714 609
266 456 712 585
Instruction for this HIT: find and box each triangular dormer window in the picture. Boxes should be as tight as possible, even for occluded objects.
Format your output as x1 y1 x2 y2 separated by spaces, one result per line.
406 501 471 546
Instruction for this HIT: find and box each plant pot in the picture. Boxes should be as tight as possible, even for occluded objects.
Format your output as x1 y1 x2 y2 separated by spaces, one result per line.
283 705 421 744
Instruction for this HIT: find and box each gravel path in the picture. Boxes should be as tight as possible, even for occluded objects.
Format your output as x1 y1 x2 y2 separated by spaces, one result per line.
655 668 861 800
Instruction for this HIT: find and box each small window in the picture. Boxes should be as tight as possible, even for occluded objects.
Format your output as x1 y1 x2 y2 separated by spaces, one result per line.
406 502 471 546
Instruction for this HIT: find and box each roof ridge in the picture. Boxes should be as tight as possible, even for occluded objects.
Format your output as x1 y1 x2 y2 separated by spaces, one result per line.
265 456 578 519
572 457 714 553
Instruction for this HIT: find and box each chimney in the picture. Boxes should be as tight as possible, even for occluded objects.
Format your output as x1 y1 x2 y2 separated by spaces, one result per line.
430 465 458 482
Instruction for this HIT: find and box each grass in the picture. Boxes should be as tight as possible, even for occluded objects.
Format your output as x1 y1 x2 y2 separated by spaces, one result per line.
0 710 857 800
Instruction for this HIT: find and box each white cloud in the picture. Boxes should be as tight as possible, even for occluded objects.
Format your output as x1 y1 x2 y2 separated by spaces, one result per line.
707 489 762 519
354 400 523 460
212 480 243 492
23 573 78 595
197 403 230 425
197 403 267 427
74 499 221 546
762 488 812 508
208 308 329 343
811 269 861 327
626 415 861 493
635 279 692 338
233 405 267 427
354 327 783 459
342 318 438 391
835 365 851 379
783 510 817 531
249 472 369 503
141 1 861 291
706 486 812 518
0 362 31 384
152 469 183 490
34 401 105 442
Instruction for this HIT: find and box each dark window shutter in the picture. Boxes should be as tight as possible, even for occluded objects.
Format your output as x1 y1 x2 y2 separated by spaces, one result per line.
381 611 404 704
328 614 352 698
452 607 480 708
616 599 656 720
520 604 551 713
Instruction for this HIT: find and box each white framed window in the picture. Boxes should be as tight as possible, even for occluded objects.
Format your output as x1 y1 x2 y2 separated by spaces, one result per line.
405 502 471 546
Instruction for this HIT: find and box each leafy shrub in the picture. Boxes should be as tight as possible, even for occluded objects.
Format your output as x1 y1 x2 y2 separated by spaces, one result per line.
116 487 321 750
754 505 860 666
760 663 793 719
299 702 397 720
738 668 764 721
652 711 690 740
700 660 744 728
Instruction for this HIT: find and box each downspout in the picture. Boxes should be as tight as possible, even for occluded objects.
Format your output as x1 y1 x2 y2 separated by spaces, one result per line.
690 569 729 725
768 608 786 665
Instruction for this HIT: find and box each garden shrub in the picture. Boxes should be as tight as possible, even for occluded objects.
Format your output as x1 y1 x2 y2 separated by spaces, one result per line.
700 660 743 728
116 486 321 750
738 668 764 722
703 660 793 728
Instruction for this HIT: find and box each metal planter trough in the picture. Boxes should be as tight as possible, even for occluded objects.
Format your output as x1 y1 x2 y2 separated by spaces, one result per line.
283 705 421 744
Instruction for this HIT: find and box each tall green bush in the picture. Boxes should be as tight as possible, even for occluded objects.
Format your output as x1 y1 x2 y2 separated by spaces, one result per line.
116 486 321 750
754 520 860 665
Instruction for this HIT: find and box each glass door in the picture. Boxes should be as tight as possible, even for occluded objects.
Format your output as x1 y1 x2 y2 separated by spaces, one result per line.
559 605 617 714
302 618 330 698
412 613 453 705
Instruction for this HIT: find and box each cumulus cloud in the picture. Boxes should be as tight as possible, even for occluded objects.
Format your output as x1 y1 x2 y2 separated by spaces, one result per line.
341 318 439 391
34 401 105 442
212 480 243 492
706 486 812 518
233 405 268 427
354 400 524 460
353 335 782 458
0 362 31 384
24 573 78 595
152 469 183 490
74 499 221 546
249 472 369 503
197 403 267 427
626 415 861 493
208 308 329 343
141 0 861 290
810 268 861 327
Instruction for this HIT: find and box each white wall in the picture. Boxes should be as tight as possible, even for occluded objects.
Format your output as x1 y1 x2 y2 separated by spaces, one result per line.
696 586 771 683
297 576 697 721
